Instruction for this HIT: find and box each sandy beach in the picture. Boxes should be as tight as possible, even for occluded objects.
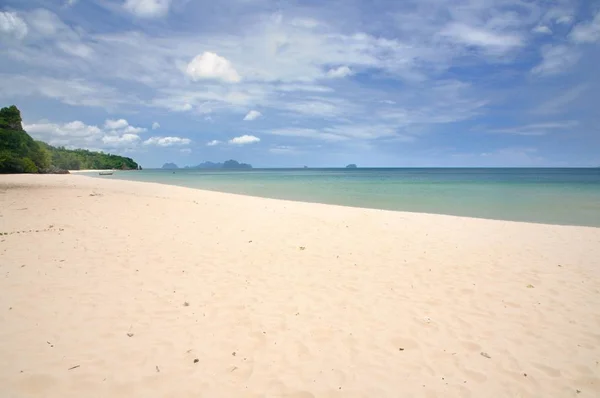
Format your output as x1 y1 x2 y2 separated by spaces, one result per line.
1 174 599 398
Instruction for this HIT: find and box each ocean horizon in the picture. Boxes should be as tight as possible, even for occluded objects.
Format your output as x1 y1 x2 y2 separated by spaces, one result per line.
89 167 600 228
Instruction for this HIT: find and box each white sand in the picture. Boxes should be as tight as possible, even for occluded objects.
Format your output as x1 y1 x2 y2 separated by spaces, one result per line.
67 170 113 174
1 174 599 398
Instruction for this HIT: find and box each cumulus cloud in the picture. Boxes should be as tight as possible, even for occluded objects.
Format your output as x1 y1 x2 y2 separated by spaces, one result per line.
569 12 600 44
23 118 148 149
243 110 262 121
186 52 241 83
180 148 192 154
229 135 260 145
143 136 191 146
25 121 102 139
152 122 160 130
326 66 353 78
102 133 141 145
104 119 147 134
0 11 28 40
104 119 129 130
206 140 221 146
124 0 172 18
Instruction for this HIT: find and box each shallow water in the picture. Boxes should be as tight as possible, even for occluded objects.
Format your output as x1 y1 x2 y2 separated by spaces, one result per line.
91 168 600 227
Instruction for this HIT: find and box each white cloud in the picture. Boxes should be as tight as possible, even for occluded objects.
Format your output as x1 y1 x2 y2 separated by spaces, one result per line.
440 23 522 53
122 125 147 134
556 15 573 25
532 25 552 35
65 0 78 7
569 12 600 44
267 127 347 142
180 148 192 154
25 121 102 140
56 41 93 58
243 110 262 121
531 45 580 76
206 140 221 146
26 9 64 36
143 136 191 146
281 99 347 118
0 74 133 109
186 52 241 83
102 133 141 145
0 11 28 40
23 118 151 150
326 66 353 78
486 121 579 136
168 103 193 112
104 119 146 134
152 122 160 130
124 0 172 19
269 145 298 154
104 119 129 130
229 135 260 145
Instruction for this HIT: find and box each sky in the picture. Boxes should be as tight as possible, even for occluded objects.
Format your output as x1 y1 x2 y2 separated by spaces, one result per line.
0 0 599 168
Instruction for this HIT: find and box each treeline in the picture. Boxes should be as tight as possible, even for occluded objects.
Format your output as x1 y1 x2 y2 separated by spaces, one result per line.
0 105 139 173
38 142 139 171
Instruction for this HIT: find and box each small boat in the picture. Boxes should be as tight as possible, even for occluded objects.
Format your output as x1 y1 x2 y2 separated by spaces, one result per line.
99 171 114 176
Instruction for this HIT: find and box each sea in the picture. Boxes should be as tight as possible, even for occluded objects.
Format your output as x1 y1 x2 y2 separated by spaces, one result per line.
89 168 600 228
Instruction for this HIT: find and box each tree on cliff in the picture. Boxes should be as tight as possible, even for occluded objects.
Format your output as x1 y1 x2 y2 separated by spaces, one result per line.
0 105 51 173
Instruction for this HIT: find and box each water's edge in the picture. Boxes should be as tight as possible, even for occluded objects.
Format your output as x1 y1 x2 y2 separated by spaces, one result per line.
87 168 600 228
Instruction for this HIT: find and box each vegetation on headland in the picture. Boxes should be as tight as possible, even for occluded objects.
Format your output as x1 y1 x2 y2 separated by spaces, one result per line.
0 105 139 173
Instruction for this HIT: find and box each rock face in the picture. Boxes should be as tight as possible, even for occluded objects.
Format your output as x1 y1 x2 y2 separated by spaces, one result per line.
162 163 179 169
345 164 358 168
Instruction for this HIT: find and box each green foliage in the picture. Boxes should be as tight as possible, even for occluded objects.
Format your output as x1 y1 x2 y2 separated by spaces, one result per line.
21 158 38 173
38 143 139 170
0 105 139 174
0 105 23 130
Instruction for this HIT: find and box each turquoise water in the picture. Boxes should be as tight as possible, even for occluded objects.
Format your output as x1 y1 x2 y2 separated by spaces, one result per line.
92 168 600 227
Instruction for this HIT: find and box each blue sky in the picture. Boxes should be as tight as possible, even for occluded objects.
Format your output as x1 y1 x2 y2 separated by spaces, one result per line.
1 0 599 167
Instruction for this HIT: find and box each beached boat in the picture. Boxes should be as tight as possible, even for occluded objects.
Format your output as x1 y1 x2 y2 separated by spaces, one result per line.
99 171 114 176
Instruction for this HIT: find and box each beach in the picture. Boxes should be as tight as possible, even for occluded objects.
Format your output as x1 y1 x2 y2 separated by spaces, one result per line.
1 174 599 397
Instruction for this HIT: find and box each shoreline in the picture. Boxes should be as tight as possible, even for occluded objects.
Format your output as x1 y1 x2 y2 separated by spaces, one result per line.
1 174 600 397
81 173 600 229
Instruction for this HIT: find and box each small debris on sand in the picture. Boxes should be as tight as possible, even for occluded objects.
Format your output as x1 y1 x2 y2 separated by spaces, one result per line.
480 352 491 359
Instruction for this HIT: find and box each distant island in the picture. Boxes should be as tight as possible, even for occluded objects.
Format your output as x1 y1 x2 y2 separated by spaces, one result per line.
0 105 139 173
345 164 358 168
162 162 179 169
183 160 252 169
